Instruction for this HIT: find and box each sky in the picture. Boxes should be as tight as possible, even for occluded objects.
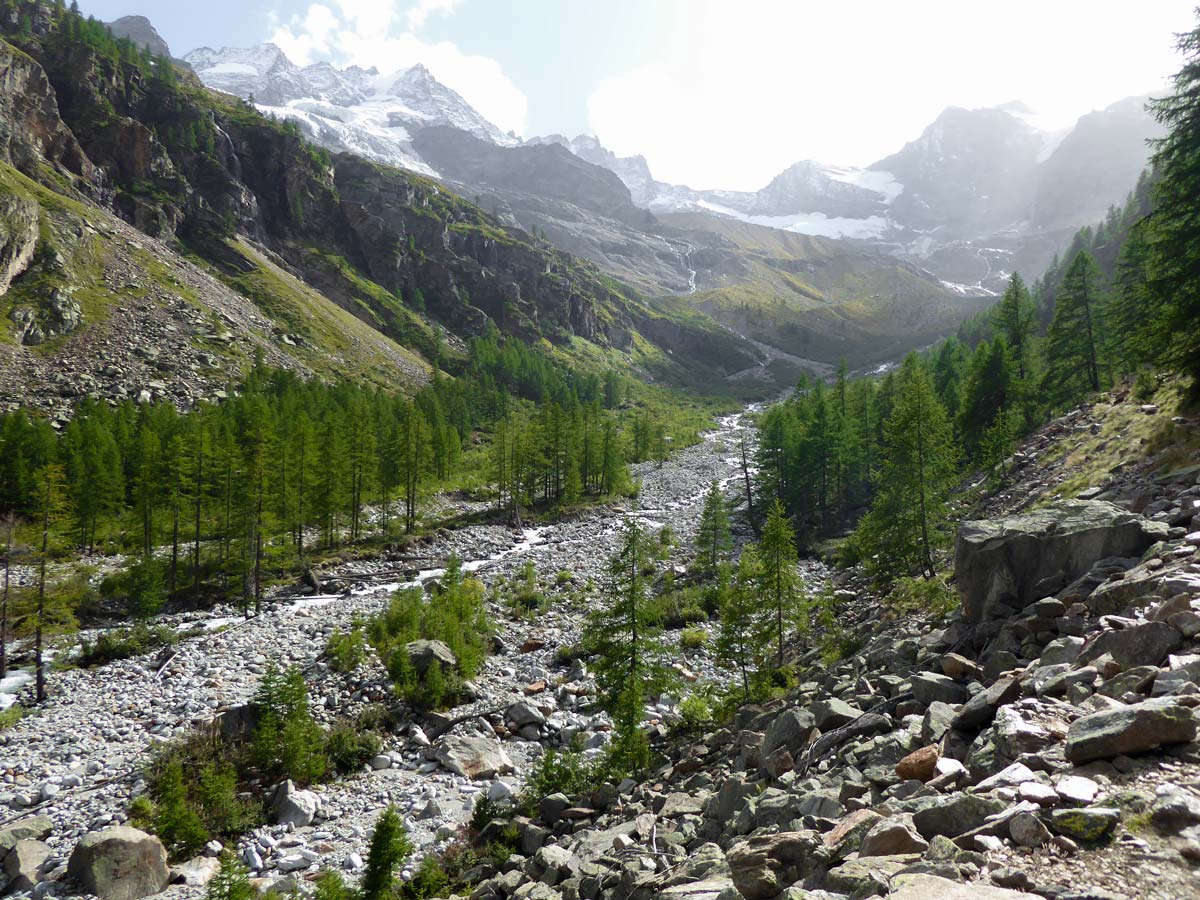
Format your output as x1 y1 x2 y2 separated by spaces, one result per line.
80 0 1198 191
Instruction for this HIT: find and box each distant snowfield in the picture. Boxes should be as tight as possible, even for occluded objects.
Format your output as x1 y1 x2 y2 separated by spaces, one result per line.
695 199 893 240
822 166 905 204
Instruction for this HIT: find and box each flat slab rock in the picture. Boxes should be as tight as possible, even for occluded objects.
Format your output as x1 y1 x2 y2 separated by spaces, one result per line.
889 873 1036 898
1064 697 1198 763
955 500 1168 623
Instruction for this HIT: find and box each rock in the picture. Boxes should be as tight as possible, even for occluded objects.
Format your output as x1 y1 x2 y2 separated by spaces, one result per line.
0 816 52 853
822 810 882 861
269 780 320 827
3 838 51 893
539 793 571 825
1150 788 1200 831
67 826 170 900
942 653 982 679
656 878 740 900
1077 622 1182 670
912 794 1007 839
890 873 1033 898
1049 807 1120 842
859 815 928 856
1055 775 1099 804
895 745 940 782
506 701 546 728
727 832 818 900
761 707 816 757
171 856 221 887
406 639 458 674
811 697 863 730
1009 811 1051 847
956 501 1168 623
910 672 969 706
435 733 515 779
952 677 1021 731
1064 698 1198 763
826 855 916 896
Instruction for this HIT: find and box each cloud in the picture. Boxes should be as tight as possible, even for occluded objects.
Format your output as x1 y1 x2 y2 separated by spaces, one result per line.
269 1 527 135
586 0 1193 191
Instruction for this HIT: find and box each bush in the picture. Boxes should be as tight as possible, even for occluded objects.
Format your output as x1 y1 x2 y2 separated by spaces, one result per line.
1133 368 1157 402
250 664 329 784
205 856 258 900
0 704 24 730
402 855 450 900
78 623 177 668
679 627 707 650
653 585 708 628
887 574 959 618
324 626 367 673
326 720 382 775
517 747 594 815
505 560 545 617
678 693 713 733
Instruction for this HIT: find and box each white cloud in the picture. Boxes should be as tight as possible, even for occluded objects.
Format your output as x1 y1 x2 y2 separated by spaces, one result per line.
587 0 1195 191
269 1 527 135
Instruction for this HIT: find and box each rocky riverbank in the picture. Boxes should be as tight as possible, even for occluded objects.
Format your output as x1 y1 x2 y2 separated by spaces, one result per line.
0 410 793 898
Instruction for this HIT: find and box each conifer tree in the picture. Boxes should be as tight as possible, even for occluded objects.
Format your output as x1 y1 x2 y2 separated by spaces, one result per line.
856 354 956 580
360 805 414 900
992 273 1036 379
695 480 732 575
0 514 15 680
1042 250 1104 406
757 499 804 669
32 463 70 703
715 553 766 702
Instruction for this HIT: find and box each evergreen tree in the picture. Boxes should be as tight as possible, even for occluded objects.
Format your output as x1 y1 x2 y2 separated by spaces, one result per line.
757 500 804 669
992 273 1036 379
856 354 957 580
714 553 766 702
1042 250 1104 407
1145 16 1200 385
0 514 15 680
695 481 732 575
360 805 414 900
32 463 71 703
958 337 1016 462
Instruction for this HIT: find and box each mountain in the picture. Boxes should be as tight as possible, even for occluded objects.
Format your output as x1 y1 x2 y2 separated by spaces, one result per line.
0 3 762 417
102 14 173 59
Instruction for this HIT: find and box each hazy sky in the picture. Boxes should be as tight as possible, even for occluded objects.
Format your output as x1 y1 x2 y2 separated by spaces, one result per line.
81 0 1197 191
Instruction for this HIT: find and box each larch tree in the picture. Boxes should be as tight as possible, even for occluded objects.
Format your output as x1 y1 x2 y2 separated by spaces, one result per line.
1042 250 1104 407
715 551 767 702
992 273 1037 379
695 480 732 575
757 499 805 670
32 463 71 703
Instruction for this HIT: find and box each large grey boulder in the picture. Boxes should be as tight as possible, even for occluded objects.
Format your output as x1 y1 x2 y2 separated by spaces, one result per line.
435 733 514 779
761 707 816 757
1065 698 1197 763
4 838 51 894
955 500 1168 623
0 816 52 853
1076 622 1182 670
406 639 458 674
269 780 320 827
67 826 170 900
889 873 1035 898
726 832 819 900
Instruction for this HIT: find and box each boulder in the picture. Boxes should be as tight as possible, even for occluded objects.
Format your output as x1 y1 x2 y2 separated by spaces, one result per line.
910 672 969 706
889 873 1036 898
1064 698 1198 763
895 744 940 782
952 676 1020 731
0 816 52 853
1049 807 1120 842
1009 811 1050 847
4 838 51 894
811 697 863 730
858 815 928 856
506 700 546 728
955 501 1168 623
269 780 320 827
435 733 515 779
911 794 1007 839
67 826 170 900
406 639 458 674
1076 622 1182 670
726 832 818 900
171 856 221 887
760 707 816 757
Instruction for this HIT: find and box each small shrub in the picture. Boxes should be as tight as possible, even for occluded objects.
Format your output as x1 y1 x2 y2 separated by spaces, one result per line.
1133 369 1157 402
324 627 367 673
517 747 593 815
326 720 382 775
250 665 329 784
401 855 450 900
554 570 573 587
78 623 177 668
205 855 257 900
0 704 24 730
678 693 713 733
679 627 707 650
887 574 959 618
506 560 546 617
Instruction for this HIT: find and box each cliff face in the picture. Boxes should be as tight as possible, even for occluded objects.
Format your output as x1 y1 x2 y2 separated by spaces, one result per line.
0 1 759 389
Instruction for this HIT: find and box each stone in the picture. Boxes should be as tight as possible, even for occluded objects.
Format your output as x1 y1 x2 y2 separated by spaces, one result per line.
1077 622 1182 670
269 780 320 827
911 671 969 705
760 707 816 757
1055 775 1099 804
726 832 818 900
3 838 51 893
956 501 1168 623
890 873 1034 898
1009 811 1051 847
912 794 1008 839
895 745 940 782
942 653 982 679
1150 788 1200 831
435 734 515 779
972 761 1037 793
406 639 458 674
825 855 917 896
67 826 170 900
811 697 863 730
171 856 221 887
859 815 928 856
0 816 52 853
506 701 546 728
1049 807 1120 842
822 809 882 861
1064 698 1198 763
656 879 740 900
952 676 1021 731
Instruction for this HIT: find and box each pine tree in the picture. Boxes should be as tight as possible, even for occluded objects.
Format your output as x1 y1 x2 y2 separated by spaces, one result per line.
958 337 1016 462
856 354 957 580
0 514 16 680
695 481 732 575
360 805 414 900
1145 17 1200 385
992 273 1036 379
1042 250 1104 407
715 553 766 702
757 499 804 669
32 463 70 703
